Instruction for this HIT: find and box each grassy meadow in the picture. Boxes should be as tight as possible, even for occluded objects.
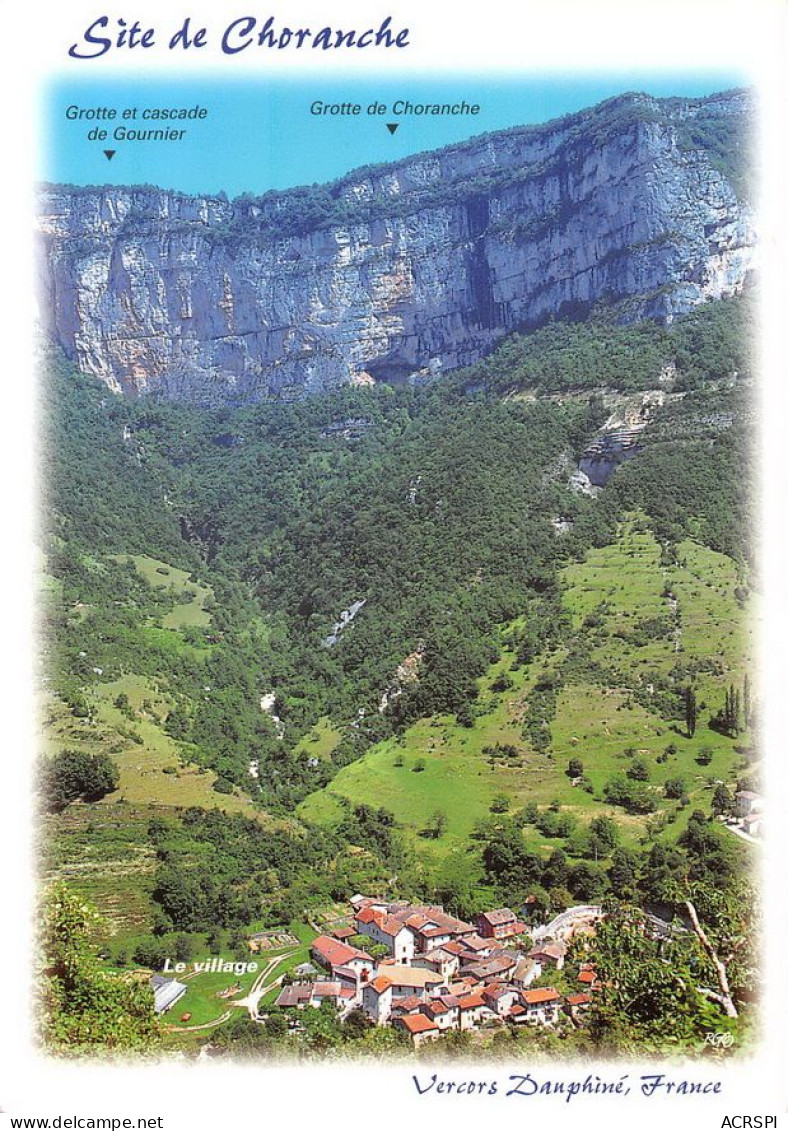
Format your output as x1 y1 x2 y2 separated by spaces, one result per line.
298 516 757 859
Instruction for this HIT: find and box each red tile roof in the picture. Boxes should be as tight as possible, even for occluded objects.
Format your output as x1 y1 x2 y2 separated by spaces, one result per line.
433 994 461 1010
441 940 467 957
448 979 476 995
529 941 566 961
356 907 408 936
333 964 360 983
350 895 387 911
566 993 592 1007
393 906 473 937
276 984 312 1008
483 984 514 1002
398 1014 438 1035
479 908 517 926
312 981 342 997
458 992 486 1010
391 994 424 1014
522 988 560 1005
464 955 517 981
380 915 409 937
426 999 448 1014
312 935 373 967
512 957 537 981
401 912 431 931
460 934 492 952
330 926 356 940
422 947 454 964
368 975 391 994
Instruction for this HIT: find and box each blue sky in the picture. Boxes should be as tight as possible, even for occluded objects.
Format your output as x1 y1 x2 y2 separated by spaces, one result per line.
45 73 742 198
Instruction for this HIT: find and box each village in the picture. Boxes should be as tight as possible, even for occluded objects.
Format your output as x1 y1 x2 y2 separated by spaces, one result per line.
149 897 603 1042
145 781 761 1045
263 896 603 1046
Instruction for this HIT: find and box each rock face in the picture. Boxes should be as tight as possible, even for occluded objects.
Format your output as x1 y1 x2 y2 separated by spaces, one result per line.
37 90 755 403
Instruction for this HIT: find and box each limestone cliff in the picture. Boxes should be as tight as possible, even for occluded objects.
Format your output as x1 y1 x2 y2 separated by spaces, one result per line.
37 89 755 402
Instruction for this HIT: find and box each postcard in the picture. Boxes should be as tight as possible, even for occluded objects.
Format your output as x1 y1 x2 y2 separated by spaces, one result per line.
1 1 786 1127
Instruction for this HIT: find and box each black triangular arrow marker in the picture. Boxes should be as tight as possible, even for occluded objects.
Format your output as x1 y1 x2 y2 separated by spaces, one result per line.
386 123 398 135
104 150 116 161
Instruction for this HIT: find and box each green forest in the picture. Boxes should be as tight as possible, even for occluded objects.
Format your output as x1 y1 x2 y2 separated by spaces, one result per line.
38 291 759 1059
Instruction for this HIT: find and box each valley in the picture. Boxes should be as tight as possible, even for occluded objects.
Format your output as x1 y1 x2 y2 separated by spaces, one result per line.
35 85 759 1060
38 328 759 1059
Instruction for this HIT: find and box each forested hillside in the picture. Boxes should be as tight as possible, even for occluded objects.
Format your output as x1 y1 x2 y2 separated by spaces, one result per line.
38 292 759 1058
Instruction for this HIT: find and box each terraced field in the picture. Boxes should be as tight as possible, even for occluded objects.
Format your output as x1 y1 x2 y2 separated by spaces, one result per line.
41 673 260 816
40 803 158 937
39 545 265 818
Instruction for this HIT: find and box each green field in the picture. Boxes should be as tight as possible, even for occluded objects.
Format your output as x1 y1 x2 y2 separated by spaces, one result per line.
297 647 550 856
162 968 259 1030
115 554 213 630
293 717 344 762
161 920 318 1042
298 516 757 857
41 673 261 816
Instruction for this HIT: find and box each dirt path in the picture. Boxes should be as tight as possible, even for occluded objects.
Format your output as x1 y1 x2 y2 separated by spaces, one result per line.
235 950 298 1020
163 1009 233 1033
163 948 299 1033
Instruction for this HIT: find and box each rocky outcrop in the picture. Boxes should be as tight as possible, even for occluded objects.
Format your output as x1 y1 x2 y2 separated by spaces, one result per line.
36 90 756 403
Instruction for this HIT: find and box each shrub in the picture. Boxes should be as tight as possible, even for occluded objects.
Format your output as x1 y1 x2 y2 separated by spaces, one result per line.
39 749 120 812
663 777 686 799
603 775 656 814
490 673 514 693
627 757 650 781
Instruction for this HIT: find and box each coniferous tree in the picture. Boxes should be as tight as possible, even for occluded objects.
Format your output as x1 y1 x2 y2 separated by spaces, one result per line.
743 674 752 729
721 686 741 737
684 686 698 738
